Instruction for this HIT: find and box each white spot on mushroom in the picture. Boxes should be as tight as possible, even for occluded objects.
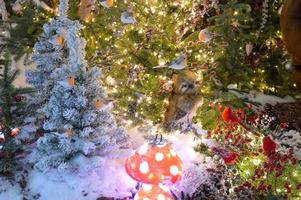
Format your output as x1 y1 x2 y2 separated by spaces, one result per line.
143 184 152 192
169 165 179 176
155 152 164 162
139 161 149 174
157 194 166 200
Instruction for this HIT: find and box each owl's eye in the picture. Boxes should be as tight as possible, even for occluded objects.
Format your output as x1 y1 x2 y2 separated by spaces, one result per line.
188 84 194 89
181 83 188 89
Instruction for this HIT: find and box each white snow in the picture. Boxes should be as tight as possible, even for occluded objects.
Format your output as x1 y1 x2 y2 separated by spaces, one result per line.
228 85 295 108
0 178 23 200
0 126 212 199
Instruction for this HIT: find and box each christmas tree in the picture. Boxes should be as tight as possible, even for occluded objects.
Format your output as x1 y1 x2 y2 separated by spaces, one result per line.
62 0 296 129
28 0 128 175
0 52 32 174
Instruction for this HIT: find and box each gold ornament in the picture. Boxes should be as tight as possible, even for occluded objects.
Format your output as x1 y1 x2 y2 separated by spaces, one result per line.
67 128 73 137
95 99 104 110
100 0 113 8
198 29 212 43
57 35 64 45
106 0 114 7
67 76 75 87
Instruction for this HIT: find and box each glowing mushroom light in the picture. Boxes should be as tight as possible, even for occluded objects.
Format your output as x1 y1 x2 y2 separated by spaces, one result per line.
134 184 172 200
125 136 183 199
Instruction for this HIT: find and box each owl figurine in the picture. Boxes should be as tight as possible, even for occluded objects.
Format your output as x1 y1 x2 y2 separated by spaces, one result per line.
163 70 203 130
280 0 301 91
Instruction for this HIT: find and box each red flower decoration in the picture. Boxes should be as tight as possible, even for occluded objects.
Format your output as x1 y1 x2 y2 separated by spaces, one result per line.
221 107 239 123
223 152 238 165
262 136 276 155
279 122 288 129
212 147 238 165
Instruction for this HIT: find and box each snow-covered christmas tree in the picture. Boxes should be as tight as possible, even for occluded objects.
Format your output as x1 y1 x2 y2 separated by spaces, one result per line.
27 0 128 176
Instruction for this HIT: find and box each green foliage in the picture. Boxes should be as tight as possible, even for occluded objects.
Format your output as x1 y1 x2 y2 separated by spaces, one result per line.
0 52 32 174
65 0 297 127
0 2 52 60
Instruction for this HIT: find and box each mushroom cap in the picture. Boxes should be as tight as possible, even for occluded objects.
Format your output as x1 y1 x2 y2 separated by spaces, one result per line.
125 143 182 185
134 184 172 200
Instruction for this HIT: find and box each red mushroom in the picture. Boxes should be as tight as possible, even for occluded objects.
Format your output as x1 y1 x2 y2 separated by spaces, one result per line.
134 184 172 200
125 143 183 185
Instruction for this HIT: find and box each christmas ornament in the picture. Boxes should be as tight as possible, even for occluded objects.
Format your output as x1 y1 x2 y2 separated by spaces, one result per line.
10 128 20 137
95 99 104 110
125 142 183 185
0 0 8 21
67 127 73 137
99 0 113 8
12 2 22 14
211 147 238 165
68 76 75 87
198 29 212 43
78 0 95 23
57 35 64 45
57 77 76 88
134 184 172 200
231 19 240 27
245 43 253 56
121 10 136 24
153 55 187 70
262 136 276 155
13 95 26 102
221 107 239 123
0 132 5 150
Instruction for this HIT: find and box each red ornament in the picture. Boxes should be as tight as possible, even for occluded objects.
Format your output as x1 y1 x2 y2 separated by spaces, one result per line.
221 107 239 123
134 184 172 200
125 143 183 185
212 147 238 165
13 95 26 102
11 128 20 137
262 136 276 155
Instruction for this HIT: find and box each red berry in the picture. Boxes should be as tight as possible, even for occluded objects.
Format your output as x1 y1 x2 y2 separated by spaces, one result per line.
291 158 297 165
262 136 276 155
